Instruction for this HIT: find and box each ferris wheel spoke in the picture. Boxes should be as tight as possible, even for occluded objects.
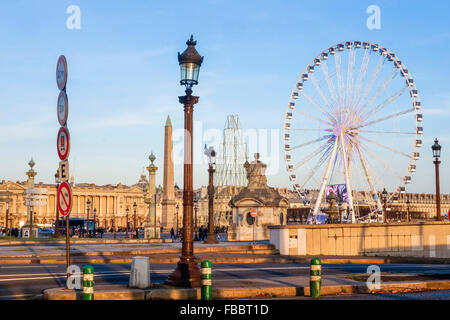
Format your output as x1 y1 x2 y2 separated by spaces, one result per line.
354 55 385 113
296 106 334 127
345 48 356 107
310 73 338 118
358 68 398 115
312 138 339 216
335 51 346 112
293 142 331 170
300 91 336 123
359 141 404 181
321 60 339 108
289 135 332 151
340 132 356 222
359 135 411 158
355 142 383 212
359 107 415 128
361 85 409 121
290 128 333 132
352 49 371 104
301 148 332 188
358 129 416 135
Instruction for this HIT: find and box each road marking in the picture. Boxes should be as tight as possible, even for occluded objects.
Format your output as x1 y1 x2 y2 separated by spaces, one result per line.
0 294 34 299
0 266 59 269
0 272 130 282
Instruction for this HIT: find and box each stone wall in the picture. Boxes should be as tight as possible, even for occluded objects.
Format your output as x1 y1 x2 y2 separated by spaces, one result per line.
269 222 450 258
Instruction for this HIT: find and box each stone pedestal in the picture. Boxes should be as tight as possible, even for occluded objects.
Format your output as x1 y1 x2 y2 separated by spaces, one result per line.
129 256 150 289
144 227 160 240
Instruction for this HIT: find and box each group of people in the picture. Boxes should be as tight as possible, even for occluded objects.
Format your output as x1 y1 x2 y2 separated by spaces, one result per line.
169 226 226 242
70 226 105 238
0 228 19 237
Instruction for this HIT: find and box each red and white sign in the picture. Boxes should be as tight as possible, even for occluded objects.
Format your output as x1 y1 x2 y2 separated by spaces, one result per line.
251 210 257 218
57 126 71 161
57 91 69 126
57 181 72 217
56 55 68 91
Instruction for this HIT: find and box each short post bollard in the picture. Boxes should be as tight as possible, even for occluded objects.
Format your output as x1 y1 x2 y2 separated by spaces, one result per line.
82 265 94 300
201 260 212 300
310 258 322 298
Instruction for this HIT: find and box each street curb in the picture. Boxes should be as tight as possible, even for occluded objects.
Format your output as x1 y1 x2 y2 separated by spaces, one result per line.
0 239 172 246
4 255 450 265
0 244 277 258
43 280 450 300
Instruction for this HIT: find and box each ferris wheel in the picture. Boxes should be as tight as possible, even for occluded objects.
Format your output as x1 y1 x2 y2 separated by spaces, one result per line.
283 41 423 223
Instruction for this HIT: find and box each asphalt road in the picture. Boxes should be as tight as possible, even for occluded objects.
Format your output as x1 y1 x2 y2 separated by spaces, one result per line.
1 263 449 300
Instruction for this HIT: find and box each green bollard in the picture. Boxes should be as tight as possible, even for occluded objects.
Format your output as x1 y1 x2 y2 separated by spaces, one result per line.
201 260 212 300
310 258 322 298
82 265 94 300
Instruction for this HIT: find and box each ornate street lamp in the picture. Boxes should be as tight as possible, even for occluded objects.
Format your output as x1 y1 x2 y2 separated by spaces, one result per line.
381 188 388 223
133 201 138 239
176 203 180 237
93 208 97 238
432 138 442 221
86 198 91 238
194 200 199 241
406 197 411 223
204 145 219 244
126 207 129 238
166 35 204 288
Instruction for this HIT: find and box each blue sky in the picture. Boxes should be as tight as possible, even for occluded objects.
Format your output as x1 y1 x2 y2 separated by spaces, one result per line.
0 0 449 193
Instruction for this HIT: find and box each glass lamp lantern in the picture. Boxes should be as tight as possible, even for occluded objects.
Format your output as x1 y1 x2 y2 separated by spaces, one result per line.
178 35 204 88
432 138 441 159
381 188 388 202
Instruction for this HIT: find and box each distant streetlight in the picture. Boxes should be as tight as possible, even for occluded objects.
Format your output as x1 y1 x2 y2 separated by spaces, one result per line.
133 201 138 239
406 197 411 222
54 170 60 237
93 208 97 238
381 188 388 223
432 138 442 221
176 203 180 236
126 207 129 238
194 200 199 241
86 198 91 238
204 145 219 244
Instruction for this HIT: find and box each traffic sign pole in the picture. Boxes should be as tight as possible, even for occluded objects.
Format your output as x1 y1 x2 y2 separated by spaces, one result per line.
57 55 71 280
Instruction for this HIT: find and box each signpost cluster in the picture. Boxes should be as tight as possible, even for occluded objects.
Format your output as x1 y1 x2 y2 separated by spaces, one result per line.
56 55 72 274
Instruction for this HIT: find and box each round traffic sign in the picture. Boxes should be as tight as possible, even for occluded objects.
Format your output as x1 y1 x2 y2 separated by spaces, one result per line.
56 55 68 90
251 210 257 218
57 126 71 161
57 181 72 217
57 91 69 126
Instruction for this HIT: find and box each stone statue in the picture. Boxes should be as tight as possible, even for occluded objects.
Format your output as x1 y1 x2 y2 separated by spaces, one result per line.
244 153 267 188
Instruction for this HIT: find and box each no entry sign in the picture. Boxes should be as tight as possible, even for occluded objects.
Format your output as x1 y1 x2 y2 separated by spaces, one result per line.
57 91 69 126
57 181 72 217
56 55 68 91
57 126 71 161
251 210 257 218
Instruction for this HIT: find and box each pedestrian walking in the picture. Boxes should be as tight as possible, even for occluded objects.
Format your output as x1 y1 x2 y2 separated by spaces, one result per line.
170 227 175 240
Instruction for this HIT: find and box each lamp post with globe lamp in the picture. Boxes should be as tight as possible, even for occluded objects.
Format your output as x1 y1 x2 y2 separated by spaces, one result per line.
432 138 442 221
166 35 204 288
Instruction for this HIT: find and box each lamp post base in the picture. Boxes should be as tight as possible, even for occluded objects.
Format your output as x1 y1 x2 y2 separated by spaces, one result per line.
204 237 219 244
165 257 202 288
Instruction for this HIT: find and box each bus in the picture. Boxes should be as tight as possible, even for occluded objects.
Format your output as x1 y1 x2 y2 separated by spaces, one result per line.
56 218 95 234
